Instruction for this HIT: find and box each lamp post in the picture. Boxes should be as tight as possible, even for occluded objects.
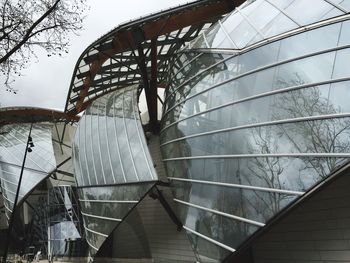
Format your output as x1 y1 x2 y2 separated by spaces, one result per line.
2 123 34 263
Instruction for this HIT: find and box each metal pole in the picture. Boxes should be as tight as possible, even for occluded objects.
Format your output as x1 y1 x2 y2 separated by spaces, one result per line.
2 123 33 263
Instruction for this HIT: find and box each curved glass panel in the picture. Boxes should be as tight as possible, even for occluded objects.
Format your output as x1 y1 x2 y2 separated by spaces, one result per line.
73 86 158 257
0 123 56 220
189 0 347 50
162 10 350 262
78 183 154 256
74 85 157 187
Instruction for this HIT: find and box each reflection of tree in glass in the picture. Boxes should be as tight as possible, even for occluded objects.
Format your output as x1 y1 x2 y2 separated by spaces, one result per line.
244 74 350 220
245 126 293 219
163 52 228 129
273 75 350 179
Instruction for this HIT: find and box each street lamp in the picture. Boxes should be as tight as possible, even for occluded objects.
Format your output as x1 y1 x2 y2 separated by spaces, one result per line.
2 123 34 263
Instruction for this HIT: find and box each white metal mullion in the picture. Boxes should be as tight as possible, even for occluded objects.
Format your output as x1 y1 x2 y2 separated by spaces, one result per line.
264 0 301 26
183 226 236 253
236 7 265 39
160 76 350 134
112 93 127 182
22 133 56 164
169 177 305 195
163 153 350 162
104 98 116 183
0 174 19 186
88 113 98 185
81 118 92 185
74 128 87 186
218 19 238 48
161 112 350 147
323 0 347 13
174 198 265 227
163 43 350 119
96 104 107 184
122 88 139 181
81 211 122 222
0 160 47 175
1 136 46 172
2 192 16 204
168 53 203 84
85 237 99 251
79 199 138 203
3 201 13 213
163 53 236 103
202 31 210 48
84 224 108 238
5 210 10 221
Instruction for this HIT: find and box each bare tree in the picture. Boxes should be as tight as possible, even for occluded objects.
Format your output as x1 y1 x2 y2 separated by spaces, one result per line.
0 0 87 92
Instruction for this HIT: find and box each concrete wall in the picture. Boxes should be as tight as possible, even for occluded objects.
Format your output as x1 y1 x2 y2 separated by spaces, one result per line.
252 171 350 263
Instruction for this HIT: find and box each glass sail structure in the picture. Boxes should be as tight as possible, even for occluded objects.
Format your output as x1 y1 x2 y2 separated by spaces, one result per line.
73 85 158 257
0 123 56 221
160 0 350 261
3 0 350 262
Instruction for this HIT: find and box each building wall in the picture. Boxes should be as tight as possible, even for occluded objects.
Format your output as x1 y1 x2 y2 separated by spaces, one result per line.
252 170 350 263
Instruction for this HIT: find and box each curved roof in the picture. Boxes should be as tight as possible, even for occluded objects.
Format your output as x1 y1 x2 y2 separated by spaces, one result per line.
64 0 243 116
189 0 350 50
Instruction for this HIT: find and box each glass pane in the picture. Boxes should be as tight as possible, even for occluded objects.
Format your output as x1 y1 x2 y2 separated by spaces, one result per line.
278 22 341 61
339 20 350 45
285 0 342 25
333 48 350 79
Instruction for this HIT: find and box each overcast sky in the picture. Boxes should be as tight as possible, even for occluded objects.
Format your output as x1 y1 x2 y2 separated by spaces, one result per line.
0 0 189 111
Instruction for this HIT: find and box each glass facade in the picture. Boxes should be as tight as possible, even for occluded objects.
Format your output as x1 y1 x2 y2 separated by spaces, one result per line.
190 0 350 50
73 85 158 256
0 123 56 221
3 1 350 262
161 1 350 261
48 186 83 257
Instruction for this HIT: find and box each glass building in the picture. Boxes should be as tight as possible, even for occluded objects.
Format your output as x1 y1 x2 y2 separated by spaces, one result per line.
160 0 350 260
2 0 350 262
0 108 82 258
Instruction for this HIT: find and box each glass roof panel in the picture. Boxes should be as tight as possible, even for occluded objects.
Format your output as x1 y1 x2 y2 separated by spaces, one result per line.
285 0 343 25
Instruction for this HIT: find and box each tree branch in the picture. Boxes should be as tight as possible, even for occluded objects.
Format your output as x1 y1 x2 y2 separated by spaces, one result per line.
0 0 61 64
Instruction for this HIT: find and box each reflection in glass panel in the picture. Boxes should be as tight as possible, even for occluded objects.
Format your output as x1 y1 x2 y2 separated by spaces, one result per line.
78 183 155 257
163 82 350 141
186 230 232 262
73 86 159 257
285 0 342 25
162 6 350 261
74 85 157 186
0 124 56 219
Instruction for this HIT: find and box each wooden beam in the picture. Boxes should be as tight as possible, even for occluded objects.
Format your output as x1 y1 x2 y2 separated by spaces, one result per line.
71 0 241 114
